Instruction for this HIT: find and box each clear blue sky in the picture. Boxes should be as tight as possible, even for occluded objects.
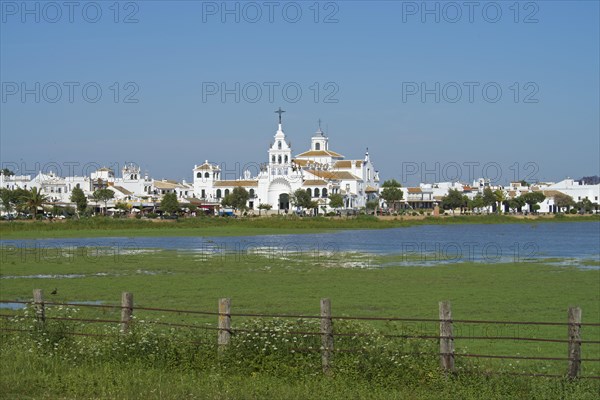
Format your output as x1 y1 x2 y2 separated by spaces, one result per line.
1 0 598 185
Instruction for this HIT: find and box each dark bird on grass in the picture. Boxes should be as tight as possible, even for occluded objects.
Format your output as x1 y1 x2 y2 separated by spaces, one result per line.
51 288 57 295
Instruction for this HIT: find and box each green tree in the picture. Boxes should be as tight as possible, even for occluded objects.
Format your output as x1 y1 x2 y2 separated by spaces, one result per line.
115 202 131 214
380 179 403 211
1 168 14 176
553 193 575 212
92 189 115 215
365 200 379 212
160 192 180 215
521 192 546 213
230 187 250 211
494 189 506 214
440 189 465 214
22 187 48 219
576 198 593 214
482 187 497 212
70 187 88 216
507 197 525 213
467 194 484 213
291 188 312 209
328 193 344 212
258 203 272 216
0 188 14 214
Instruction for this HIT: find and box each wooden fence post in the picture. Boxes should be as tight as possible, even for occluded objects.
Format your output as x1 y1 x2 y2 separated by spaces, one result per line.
33 289 45 324
218 298 231 350
439 301 455 372
120 292 133 333
320 298 334 375
567 306 582 379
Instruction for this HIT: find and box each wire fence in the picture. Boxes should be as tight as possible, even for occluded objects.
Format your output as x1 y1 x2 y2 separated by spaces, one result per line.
1 290 599 380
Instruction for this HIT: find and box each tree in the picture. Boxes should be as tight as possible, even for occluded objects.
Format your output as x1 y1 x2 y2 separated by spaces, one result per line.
440 189 465 214
290 188 312 210
160 192 180 215
70 187 88 216
482 187 496 212
115 202 131 214
0 188 14 214
521 192 546 213
92 189 115 215
229 187 250 211
221 188 249 212
308 200 319 216
507 197 525 213
380 179 403 211
553 193 575 212
494 189 506 214
22 187 47 219
258 203 272 216
1 168 14 176
328 193 344 212
467 193 484 213
576 198 594 214
365 200 379 212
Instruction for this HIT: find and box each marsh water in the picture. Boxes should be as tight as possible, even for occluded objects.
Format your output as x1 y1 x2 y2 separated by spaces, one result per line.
2 222 599 267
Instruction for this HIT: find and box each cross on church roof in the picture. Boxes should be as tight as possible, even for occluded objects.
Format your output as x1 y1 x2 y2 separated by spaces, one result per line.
275 107 285 124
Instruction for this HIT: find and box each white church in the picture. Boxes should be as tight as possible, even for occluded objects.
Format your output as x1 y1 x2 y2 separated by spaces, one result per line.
192 109 381 212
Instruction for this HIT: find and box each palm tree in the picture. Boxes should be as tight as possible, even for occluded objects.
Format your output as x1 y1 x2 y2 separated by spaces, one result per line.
22 187 47 219
494 189 506 214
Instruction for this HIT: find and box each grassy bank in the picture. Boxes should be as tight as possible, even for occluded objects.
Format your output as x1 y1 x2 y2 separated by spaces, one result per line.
1 250 598 367
1 249 599 398
2 350 598 399
1 214 598 239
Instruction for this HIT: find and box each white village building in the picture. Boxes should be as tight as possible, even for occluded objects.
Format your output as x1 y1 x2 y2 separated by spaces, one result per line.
193 110 380 212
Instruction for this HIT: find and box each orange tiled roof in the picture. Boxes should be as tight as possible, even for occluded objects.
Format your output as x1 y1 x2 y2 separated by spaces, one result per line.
306 170 361 181
302 180 328 186
213 180 259 187
296 149 344 158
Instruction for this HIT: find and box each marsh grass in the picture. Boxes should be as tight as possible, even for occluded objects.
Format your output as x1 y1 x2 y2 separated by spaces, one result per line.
1 246 599 398
1 305 599 399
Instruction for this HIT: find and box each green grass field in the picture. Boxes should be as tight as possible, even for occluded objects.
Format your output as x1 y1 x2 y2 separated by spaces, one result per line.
1 246 599 399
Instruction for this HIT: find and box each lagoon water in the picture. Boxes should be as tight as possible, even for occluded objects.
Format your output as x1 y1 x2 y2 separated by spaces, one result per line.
1 222 599 266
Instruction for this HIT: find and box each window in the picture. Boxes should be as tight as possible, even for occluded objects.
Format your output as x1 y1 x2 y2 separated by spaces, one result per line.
216 189 222 198
249 189 255 197
201 189 205 198
284 155 288 163
272 155 275 163
314 188 320 197
278 155 282 164
205 172 210 178
322 188 328 197
315 142 320 150
278 141 282 149
225 189 230 196
197 172 201 178
306 188 312 197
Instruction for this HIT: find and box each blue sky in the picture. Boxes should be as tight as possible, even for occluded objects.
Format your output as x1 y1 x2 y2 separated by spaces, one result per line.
1 0 598 185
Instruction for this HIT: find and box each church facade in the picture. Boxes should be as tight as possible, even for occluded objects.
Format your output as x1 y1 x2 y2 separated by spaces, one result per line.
192 110 381 212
